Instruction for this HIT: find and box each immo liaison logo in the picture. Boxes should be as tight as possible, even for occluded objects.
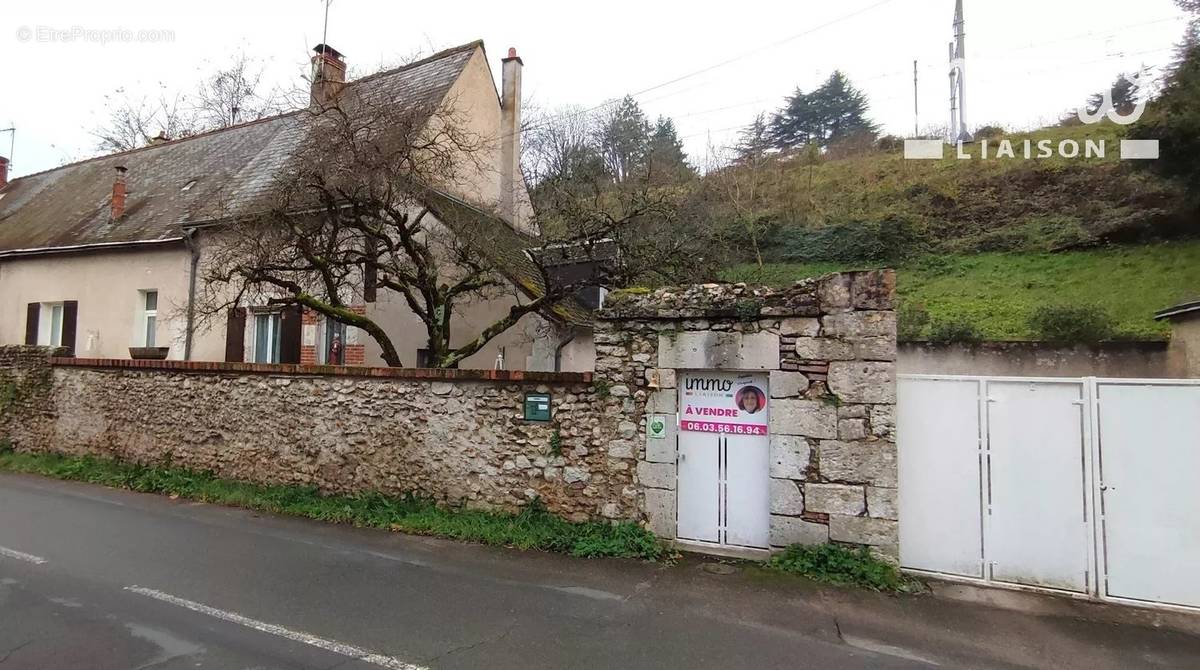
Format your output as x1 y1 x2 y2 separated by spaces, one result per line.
906 72 1159 161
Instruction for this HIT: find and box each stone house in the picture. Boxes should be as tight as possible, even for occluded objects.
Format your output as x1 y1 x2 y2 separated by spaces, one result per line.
0 41 593 371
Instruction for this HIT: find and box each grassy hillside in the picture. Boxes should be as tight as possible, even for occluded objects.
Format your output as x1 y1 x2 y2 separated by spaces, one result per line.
735 122 1188 260
723 241 1200 341
708 121 1197 342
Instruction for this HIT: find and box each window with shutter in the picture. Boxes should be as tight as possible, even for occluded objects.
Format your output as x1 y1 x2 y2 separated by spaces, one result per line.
31 302 68 350
253 312 281 363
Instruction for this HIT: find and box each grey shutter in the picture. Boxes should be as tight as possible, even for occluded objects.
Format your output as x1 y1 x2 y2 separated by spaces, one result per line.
24 303 39 345
279 305 303 364
225 308 246 362
61 301 78 356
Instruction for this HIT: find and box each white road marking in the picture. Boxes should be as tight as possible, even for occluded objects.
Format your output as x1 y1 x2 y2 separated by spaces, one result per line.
124 586 426 670
0 545 47 565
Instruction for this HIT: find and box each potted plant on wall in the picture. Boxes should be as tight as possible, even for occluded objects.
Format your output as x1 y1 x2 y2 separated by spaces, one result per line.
128 347 171 360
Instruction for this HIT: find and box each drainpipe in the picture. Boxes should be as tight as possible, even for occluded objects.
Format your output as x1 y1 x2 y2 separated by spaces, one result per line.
183 228 200 361
554 327 577 373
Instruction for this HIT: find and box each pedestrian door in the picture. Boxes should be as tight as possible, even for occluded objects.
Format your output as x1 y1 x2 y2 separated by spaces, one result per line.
1097 382 1200 608
677 372 770 549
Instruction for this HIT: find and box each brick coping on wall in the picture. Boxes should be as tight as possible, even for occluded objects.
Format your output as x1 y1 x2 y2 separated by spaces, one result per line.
48 358 593 384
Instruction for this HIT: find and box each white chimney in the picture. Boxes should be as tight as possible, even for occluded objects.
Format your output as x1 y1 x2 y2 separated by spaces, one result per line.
499 47 523 223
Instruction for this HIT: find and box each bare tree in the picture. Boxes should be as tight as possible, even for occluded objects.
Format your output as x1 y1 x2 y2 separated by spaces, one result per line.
91 53 280 153
193 52 284 128
90 86 196 153
702 121 782 269
523 104 598 186
198 87 688 368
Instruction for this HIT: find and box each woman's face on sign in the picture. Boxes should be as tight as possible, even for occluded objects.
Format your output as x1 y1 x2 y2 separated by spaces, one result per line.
742 391 759 412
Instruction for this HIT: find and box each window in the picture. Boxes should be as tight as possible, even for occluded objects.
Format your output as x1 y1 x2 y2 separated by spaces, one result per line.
38 303 64 346
253 311 282 363
320 319 347 365
141 290 158 347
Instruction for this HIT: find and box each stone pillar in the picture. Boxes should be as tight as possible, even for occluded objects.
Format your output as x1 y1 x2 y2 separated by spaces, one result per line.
594 271 899 556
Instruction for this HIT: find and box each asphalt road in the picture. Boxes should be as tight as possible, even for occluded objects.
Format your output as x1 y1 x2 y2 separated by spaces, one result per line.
1 472 1197 669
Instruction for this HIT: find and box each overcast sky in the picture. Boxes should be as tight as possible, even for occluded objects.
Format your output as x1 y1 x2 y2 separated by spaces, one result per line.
3 0 1191 177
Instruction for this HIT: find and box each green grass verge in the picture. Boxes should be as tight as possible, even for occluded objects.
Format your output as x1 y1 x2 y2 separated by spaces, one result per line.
0 447 663 561
723 241 1200 340
766 543 915 592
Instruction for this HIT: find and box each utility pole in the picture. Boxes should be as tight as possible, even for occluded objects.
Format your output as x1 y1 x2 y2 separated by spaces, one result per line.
913 60 919 138
0 126 14 170
948 0 970 143
318 0 333 80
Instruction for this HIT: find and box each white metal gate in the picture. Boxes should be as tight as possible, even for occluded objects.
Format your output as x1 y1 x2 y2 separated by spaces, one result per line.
677 372 770 549
1095 382 1200 609
899 375 1200 611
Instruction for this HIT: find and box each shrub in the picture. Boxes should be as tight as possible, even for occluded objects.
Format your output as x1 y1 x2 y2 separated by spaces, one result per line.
973 124 1006 141
1130 42 1200 198
928 317 983 344
1028 304 1116 343
875 135 904 152
767 543 905 591
772 215 926 264
897 302 931 342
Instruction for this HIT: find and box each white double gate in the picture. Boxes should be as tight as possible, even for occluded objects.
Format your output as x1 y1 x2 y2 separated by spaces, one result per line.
898 375 1200 610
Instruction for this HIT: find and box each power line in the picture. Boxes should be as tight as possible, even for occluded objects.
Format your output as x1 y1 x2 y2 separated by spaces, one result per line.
524 8 1183 143
527 9 1186 149
684 43 1178 147
673 99 771 121
515 0 898 140
850 14 1188 88
625 0 899 101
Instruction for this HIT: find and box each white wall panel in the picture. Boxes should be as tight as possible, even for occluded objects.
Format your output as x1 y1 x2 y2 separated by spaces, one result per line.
898 377 984 577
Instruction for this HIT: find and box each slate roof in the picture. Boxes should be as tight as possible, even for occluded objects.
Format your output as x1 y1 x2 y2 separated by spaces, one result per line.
0 42 479 256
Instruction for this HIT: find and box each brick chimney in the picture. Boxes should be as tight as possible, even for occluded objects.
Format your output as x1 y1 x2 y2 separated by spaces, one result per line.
310 44 347 107
0 156 9 190
499 47 523 223
111 166 127 220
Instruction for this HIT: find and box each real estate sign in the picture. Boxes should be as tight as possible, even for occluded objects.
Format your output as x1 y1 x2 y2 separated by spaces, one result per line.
680 372 769 436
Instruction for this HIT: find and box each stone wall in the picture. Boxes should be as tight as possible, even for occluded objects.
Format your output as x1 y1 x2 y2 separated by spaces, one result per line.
595 271 899 555
0 346 65 441
0 353 637 522
2 270 897 551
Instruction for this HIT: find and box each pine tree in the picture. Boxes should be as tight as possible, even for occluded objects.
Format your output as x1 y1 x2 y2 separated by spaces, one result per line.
768 87 818 150
734 113 771 165
647 116 694 183
768 72 877 151
1087 72 1144 117
1130 21 1200 196
595 96 651 183
810 71 878 145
